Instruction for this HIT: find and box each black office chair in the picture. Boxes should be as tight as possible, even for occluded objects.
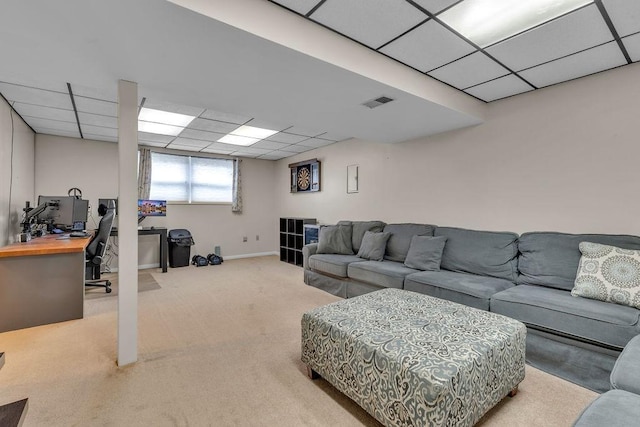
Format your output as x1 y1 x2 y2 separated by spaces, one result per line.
85 203 115 293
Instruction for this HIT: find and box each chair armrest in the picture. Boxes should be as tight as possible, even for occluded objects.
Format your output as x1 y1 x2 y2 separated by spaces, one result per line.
302 243 318 270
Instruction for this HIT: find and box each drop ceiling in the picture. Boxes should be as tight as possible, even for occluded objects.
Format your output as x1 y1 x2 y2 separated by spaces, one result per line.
0 0 638 159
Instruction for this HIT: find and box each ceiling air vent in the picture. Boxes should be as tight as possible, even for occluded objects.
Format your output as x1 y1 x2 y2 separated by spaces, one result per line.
362 96 394 109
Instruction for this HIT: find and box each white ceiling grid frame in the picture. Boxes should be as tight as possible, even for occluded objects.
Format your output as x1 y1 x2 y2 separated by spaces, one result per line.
138 132 175 143
69 84 118 102
12 102 76 122
410 0 460 14
26 117 79 133
201 147 236 155
428 51 510 89
242 118 290 132
622 33 640 62
82 124 118 138
251 140 291 150
270 0 321 16
258 151 292 160
187 118 239 133
465 74 533 102
165 144 202 152
142 100 205 117
0 83 73 110
283 125 324 137
178 128 226 142
168 137 213 148
486 4 614 72
35 128 81 139
602 0 640 37
84 133 117 143
296 137 336 148
380 19 476 72
519 41 627 88
230 147 272 155
265 132 310 143
74 96 117 117
199 109 252 124
280 144 314 153
138 140 169 148
77 112 118 128
309 0 428 49
316 131 347 141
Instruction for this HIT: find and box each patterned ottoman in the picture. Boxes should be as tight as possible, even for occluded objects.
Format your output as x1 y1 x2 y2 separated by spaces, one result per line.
301 288 526 427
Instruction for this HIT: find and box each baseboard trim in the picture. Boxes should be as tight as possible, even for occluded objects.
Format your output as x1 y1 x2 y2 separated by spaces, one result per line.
106 253 279 272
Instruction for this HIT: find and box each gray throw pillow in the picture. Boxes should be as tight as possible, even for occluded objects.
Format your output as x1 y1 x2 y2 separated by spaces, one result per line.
403 236 447 271
317 225 354 255
357 231 391 261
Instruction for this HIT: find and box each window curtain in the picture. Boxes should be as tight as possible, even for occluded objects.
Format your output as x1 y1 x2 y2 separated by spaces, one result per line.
232 158 242 213
138 148 152 199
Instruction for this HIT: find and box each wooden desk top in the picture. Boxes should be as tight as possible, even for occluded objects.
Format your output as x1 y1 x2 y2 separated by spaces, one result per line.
0 233 91 258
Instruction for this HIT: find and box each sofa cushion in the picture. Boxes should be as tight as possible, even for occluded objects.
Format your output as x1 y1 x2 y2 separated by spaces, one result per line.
383 223 435 262
352 221 386 252
517 232 640 291
403 236 447 271
347 260 419 289
357 231 391 261
610 335 640 395
573 390 640 427
404 270 514 311
309 254 363 278
572 242 640 309
434 226 519 282
317 224 354 255
491 285 640 348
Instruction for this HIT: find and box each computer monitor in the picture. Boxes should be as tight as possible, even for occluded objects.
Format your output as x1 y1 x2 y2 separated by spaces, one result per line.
37 196 89 227
138 199 167 217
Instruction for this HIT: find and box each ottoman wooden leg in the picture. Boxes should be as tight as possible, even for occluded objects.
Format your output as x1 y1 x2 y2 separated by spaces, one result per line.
306 365 320 380
508 386 519 397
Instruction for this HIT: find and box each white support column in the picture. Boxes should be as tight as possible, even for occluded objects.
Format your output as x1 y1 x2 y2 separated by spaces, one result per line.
117 80 138 366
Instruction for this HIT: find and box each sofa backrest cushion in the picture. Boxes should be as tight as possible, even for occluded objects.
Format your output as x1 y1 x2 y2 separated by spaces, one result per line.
435 226 519 282
338 220 387 252
317 224 354 255
518 232 640 290
383 223 435 262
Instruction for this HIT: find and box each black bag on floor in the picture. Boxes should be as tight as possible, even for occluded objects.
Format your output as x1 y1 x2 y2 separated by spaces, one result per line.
207 253 223 265
191 254 209 267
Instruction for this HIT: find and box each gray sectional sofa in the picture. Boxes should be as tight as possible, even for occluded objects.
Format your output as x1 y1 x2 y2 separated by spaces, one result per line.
302 221 640 392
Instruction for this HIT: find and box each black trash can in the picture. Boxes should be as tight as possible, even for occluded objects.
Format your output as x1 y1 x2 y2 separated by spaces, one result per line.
168 229 195 268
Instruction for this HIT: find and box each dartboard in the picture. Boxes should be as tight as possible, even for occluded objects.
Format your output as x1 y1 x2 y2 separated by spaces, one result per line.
297 166 311 191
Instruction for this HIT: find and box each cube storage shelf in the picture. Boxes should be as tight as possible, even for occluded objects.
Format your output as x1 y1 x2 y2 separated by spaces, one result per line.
280 217 316 267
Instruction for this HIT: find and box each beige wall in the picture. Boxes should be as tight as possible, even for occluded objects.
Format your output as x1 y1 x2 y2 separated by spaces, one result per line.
35 135 278 268
276 62 640 236
0 98 35 245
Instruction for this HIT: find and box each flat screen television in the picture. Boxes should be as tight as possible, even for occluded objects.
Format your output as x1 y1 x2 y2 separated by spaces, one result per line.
138 199 167 217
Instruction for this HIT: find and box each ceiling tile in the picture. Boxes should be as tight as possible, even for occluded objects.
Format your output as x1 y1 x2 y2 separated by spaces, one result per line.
486 4 613 72
201 147 235 155
265 132 309 143
0 83 72 110
202 142 239 152
251 140 290 150
0 78 68 93
602 0 640 37
519 42 627 88
142 100 205 117
178 128 225 142
296 137 335 148
26 117 79 133
280 144 314 153
165 143 203 152
83 133 118 143
138 132 175 143
231 147 272 155
310 0 427 49
77 112 118 128
283 125 324 137
242 118 290 132
35 128 81 139
200 109 252 124
380 20 476 72
169 137 212 148
623 33 640 62
138 140 168 148
411 0 460 14
428 52 510 89
12 103 76 122
317 132 349 142
187 118 239 133
82 124 118 137
465 74 533 102
69 83 117 102
270 0 322 15
74 96 117 117
259 151 294 160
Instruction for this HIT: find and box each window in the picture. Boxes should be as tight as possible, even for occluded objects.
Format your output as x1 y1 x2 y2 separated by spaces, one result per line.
149 152 233 203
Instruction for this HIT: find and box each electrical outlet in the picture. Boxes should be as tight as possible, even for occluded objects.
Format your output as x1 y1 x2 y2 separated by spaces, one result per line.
243 236 248 242
256 235 259 241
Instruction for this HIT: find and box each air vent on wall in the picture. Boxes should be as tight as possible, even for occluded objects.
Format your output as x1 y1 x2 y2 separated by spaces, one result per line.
362 96 394 109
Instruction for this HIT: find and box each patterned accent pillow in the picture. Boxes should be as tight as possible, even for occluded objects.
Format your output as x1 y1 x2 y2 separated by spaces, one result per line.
571 242 640 309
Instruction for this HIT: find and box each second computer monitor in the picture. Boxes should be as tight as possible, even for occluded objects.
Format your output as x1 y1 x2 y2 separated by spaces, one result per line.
138 199 167 217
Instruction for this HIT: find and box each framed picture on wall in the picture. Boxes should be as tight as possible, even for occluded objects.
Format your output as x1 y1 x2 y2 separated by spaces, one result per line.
347 164 358 193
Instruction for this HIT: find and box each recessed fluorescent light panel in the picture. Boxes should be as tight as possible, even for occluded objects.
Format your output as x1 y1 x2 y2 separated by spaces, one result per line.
439 0 592 48
217 125 279 146
137 107 196 136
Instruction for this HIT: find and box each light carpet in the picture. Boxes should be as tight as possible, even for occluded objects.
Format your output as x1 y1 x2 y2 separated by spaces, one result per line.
0 256 597 426
84 271 161 299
